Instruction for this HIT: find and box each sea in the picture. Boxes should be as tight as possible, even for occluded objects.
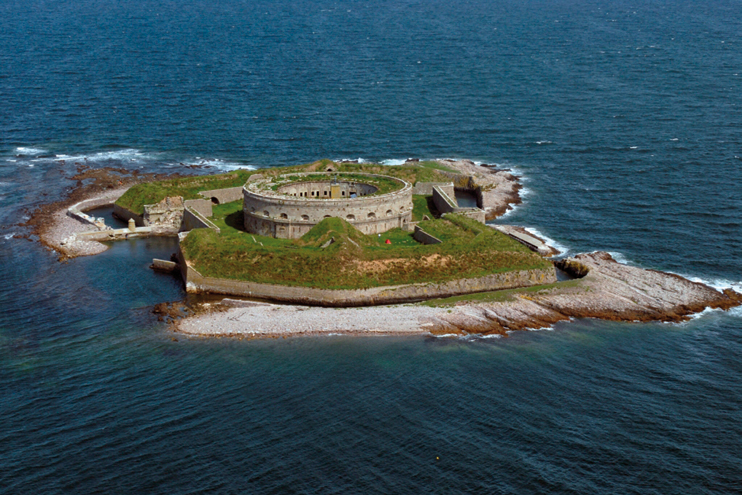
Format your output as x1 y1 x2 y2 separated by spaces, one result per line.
1 0 741 492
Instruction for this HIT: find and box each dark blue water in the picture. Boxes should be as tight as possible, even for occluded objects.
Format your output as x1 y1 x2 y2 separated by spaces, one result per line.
1 0 741 492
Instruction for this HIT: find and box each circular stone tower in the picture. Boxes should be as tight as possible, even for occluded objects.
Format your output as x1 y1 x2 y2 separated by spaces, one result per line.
242 172 413 239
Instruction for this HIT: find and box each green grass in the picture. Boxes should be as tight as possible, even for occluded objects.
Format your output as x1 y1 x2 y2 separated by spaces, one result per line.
116 160 457 215
116 169 257 215
369 228 419 247
419 279 582 307
415 160 457 172
333 162 454 185
412 195 438 221
181 213 551 290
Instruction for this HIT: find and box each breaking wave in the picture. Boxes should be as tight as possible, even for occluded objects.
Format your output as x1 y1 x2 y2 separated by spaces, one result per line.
179 158 256 171
607 251 634 265
686 276 742 294
523 226 571 256
54 148 154 163
14 146 48 156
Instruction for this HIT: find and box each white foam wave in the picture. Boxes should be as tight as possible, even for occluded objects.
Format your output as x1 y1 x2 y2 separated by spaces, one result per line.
15 146 48 156
685 306 723 322
180 158 256 171
525 325 556 332
496 208 517 219
523 226 570 256
535 141 552 145
380 158 407 166
3 233 16 240
607 251 633 265
686 276 742 294
54 148 153 163
0 181 10 187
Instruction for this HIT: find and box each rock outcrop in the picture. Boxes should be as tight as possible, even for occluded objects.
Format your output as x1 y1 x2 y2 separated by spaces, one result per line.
425 252 742 336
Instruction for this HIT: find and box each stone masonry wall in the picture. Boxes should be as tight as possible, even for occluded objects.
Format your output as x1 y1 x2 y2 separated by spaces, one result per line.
143 196 184 228
432 185 486 223
198 186 243 204
243 174 413 239
184 199 213 218
113 204 144 226
177 252 556 307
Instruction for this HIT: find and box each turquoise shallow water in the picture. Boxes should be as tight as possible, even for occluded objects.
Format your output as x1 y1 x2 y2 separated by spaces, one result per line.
1 0 741 492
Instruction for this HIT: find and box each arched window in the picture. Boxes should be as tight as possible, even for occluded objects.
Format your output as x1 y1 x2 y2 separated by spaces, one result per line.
367 212 376 219
386 210 393 216
263 211 269 217
301 215 309 221
346 214 355 221
280 213 288 219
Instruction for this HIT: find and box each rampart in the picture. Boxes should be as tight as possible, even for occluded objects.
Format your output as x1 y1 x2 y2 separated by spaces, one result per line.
177 247 557 307
243 173 413 239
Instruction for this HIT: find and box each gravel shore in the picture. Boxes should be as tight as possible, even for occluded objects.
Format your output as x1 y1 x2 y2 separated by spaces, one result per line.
43 187 129 258
176 301 446 338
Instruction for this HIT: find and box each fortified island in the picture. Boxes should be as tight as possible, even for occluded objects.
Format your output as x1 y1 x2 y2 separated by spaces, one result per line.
27 158 742 338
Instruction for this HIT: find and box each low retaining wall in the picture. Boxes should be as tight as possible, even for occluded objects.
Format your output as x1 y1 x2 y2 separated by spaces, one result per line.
413 225 442 245
67 207 108 230
76 226 154 241
177 249 557 307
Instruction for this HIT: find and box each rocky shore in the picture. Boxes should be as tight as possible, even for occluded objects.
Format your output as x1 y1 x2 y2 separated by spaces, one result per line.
22 166 188 260
436 158 523 219
174 252 742 339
